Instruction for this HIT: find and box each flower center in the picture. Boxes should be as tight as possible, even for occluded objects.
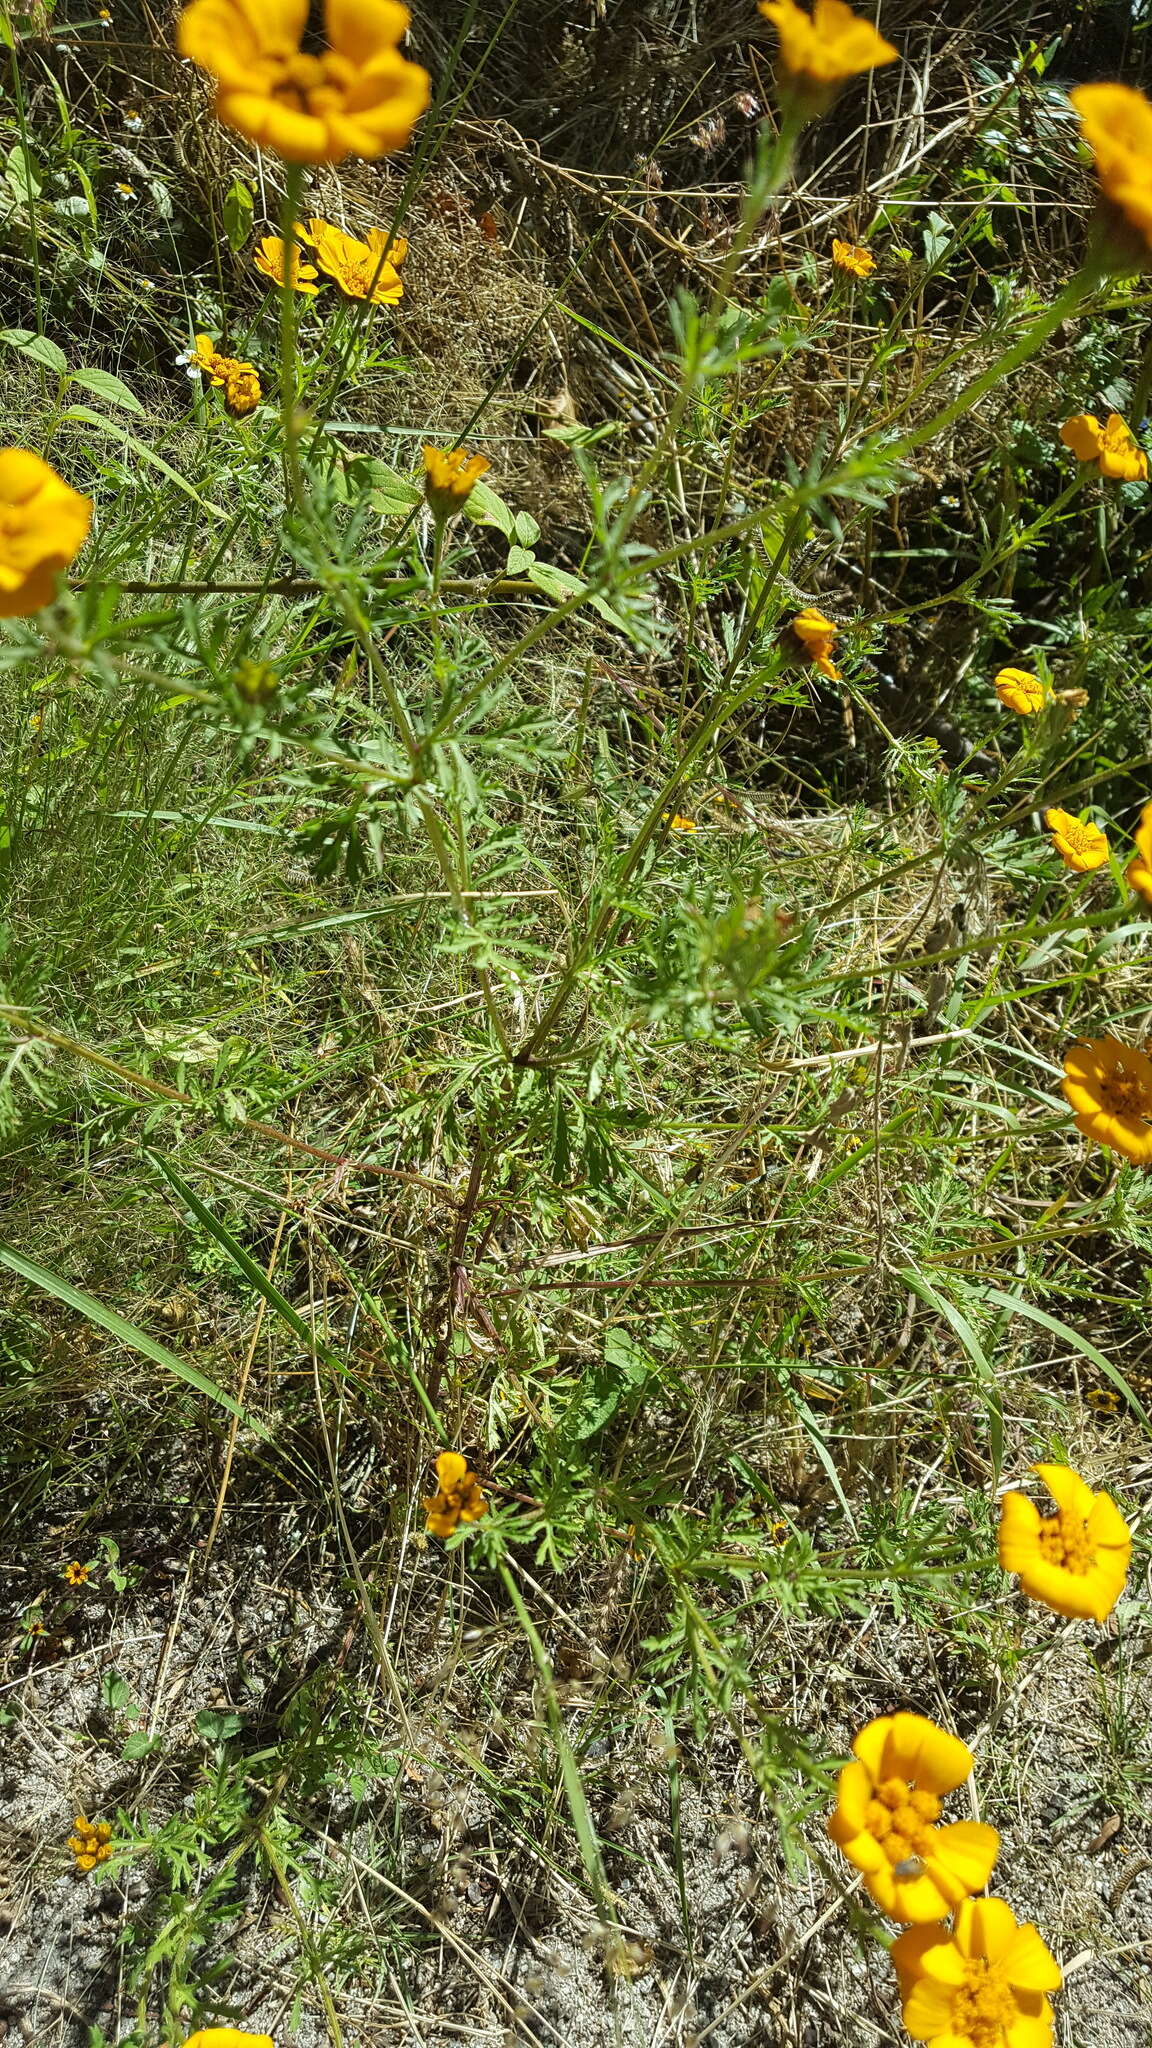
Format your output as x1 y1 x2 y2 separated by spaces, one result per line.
1060 818 1099 853
951 1959 1019 2048
1037 1506 1095 1575
1100 1064 1152 1117
273 48 355 115
864 1775 941 1866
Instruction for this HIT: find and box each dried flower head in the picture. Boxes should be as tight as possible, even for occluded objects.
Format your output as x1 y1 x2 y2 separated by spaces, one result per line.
827 1712 999 1923
68 1815 113 1873
64 1561 91 1586
1060 411 1148 481
993 666 1047 715
1044 807 1109 873
221 362 263 417
759 0 897 114
891 1898 1061 2048
176 0 430 165
1125 799 1152 905
308 218 406 302
1062 1033 1152 1168
0 449 92 618
1070 82 1152 268
422 444 490 520
254 231 321 295
831 237 874 276
423 1450 486 1537
999 1463 1131 1622
789 606 842 680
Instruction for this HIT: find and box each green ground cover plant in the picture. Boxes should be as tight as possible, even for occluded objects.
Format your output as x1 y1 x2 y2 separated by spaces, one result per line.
0 0 1150 2044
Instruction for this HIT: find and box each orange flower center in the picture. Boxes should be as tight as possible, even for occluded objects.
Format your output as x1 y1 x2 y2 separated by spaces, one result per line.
271 46 356 118
1058 818 1099 854
950 1958 1019 2048
1099 1064 1152 1117
865 1775 941 1865
1037 1507 1095 1575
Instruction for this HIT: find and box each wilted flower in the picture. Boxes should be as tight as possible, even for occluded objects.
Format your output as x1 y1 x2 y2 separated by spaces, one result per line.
1070 82 1152 266
0 449 93 618
176 0 430 164
1044 807 1109 873
891 1898 1061 2048
1062 1033 1152 1168
1125 799 1152 904
999 1463 1131 1623
827 1712 999 1924
423 1450 486 1537
182 2031 275 2048
1060 411 1148 481
789 606 841 680
308 218 406 302
758 0 897 114
64 1561 90 1586
994 666 1047 715
832 237 874 276
221 362 262 417
68 1815 113 1873
422 444 490 520
253 231 321 295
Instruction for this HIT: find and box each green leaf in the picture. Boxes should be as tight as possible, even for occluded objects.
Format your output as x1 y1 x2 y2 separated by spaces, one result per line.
506 544 535 575
62 407 227 518
222 178 254 254
512 510 541 548
69 367 145 415
0 326 67 375
0 1239 274 1439
5 144 41 205
367 463 422 518
463 477 516 536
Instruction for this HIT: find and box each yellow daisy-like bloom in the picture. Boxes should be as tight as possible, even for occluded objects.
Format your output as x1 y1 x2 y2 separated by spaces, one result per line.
1062 1034 1152 1169
307 217 406 302
423 1450 486 1538
993 667 1047 715
176 0 430 165
1070 82 1152 264
221 362 263 417
253 231 321 295
892 1897 1062 2048
998 1463 1132 1623
827 1712 999 1924
64 1561 90 1585
187 333 228 385
832 237 875 276
758 0 897 105
1044 807 1109 873
1126 799 1152 904
182 2031 275 2048
422 444 491 520
666 814 698 832
68 1815 113 1873
0 450 93 619
1060 411 1148 481
789 606 842 681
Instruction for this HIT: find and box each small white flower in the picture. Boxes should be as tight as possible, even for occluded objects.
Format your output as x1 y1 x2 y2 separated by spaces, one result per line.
122 108 144 132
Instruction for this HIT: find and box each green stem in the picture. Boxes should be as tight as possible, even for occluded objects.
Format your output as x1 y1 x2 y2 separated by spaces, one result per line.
278 165 306 512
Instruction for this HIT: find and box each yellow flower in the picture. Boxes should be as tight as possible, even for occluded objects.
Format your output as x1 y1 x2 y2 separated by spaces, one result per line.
221 362 263 417
831 237 874 276
182 2032 275 2048
999 1464 1132 1622
1062 1034 1152 1169
789 606 841 680
1070 82 1152 264
423 1450 486 1537
0 449 93 619
1125 799 1152 905
64 1561 90 1585
759 0 897 109
307 218 406 301
993 667 1047 715
891 1897 1062 2048
1043 807 1109 873
664 813 698 832
183 333 229 385
176 0 430 165
253 231 321 295
1060 411 1148 481
827 1712 999 1924
68 1815 113 1873
422 444 491 520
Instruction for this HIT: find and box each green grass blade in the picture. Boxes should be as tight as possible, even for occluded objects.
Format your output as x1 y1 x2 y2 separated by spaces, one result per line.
979 1285 1152 1435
